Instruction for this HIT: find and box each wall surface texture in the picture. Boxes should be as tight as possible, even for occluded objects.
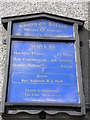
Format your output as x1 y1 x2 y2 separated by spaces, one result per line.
0 1 89 120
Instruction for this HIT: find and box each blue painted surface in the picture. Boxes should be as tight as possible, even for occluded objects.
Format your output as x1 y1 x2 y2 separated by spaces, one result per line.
7 41 79 104
12 19 73 38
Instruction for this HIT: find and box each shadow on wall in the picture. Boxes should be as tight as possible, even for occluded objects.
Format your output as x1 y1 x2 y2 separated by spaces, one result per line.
79 25 90 109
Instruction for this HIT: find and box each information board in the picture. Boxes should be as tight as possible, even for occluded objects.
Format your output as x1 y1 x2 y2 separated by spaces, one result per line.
7 41 79 104
12 19 73 38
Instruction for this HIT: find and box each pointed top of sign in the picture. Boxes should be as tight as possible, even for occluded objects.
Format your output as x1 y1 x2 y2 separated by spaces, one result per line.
1 12 84 30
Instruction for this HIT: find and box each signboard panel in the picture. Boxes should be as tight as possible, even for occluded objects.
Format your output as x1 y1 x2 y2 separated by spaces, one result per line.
12 19 73 38
7 41 79 104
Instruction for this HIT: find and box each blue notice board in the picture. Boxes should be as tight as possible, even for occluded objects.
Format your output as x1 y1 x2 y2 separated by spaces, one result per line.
7 41 79 104
12 19 73 38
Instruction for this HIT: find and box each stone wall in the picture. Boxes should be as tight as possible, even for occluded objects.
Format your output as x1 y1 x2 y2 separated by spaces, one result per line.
0 1 89 120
